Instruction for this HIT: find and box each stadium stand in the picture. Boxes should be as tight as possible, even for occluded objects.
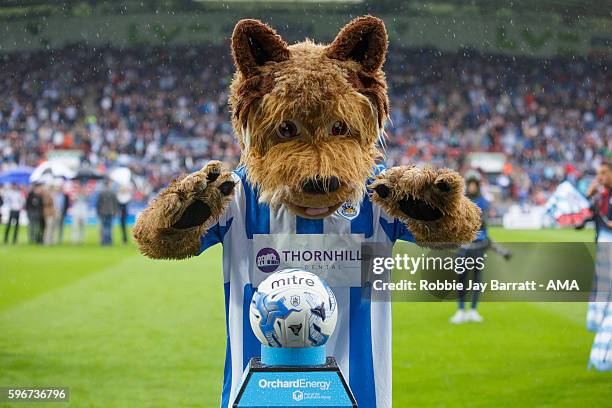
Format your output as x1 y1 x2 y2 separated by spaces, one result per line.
0 43 609 205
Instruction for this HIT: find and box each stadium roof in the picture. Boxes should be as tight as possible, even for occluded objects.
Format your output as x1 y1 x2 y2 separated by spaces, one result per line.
0 0 609 21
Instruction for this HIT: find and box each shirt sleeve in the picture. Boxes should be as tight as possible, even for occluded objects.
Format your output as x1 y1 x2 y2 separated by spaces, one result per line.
377 213 416 243
393 219 416 242
198 221 230 254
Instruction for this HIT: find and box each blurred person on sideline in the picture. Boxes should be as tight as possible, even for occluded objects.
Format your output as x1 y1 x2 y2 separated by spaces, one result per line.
584 160 612 371
117 184 132 245
449 172 512 324
586 161 612 234
53 183 70 244
71 184 88 244
42 185 57 245
0 184 4 225
50 184 63 244
3 183 24 244
450 172 489 324
0 185 4 225
25 183 45 244
96 179 118 246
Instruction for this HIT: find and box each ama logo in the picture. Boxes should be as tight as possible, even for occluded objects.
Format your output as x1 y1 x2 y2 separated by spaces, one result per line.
256 248 280 273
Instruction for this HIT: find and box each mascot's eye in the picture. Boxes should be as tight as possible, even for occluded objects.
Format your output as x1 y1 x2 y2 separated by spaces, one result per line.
329 120 348 136
276 120 301 139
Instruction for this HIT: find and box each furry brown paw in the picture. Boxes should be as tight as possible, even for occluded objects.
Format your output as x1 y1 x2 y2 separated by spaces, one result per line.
369 166 481 246
162 161 236 230
133 161 236 259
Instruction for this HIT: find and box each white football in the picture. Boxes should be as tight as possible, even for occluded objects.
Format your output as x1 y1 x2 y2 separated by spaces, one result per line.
249 269 338 348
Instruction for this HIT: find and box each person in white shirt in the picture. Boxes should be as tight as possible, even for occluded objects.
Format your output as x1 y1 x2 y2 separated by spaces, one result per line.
3 183 25 244
117 184 133 244
71 184 89 244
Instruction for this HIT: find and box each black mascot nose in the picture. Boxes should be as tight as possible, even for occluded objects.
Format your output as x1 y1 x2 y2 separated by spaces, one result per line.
302 176 340 194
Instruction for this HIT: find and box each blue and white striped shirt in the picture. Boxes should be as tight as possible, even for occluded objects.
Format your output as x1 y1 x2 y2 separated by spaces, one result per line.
199 165 414 408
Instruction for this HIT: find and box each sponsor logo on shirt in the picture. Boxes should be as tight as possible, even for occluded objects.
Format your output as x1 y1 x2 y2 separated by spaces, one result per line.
256 247 281 273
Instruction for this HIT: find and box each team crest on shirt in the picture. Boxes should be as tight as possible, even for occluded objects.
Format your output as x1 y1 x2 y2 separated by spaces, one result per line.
337 201 360 221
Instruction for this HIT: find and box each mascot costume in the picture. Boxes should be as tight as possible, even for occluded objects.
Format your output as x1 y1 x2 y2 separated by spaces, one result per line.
134 16 480 408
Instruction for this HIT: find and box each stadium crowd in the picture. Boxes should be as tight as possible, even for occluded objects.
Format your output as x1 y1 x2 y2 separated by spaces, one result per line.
0 44 610 205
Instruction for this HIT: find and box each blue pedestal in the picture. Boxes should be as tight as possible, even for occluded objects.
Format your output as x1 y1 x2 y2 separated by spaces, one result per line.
260 345 326 366
233 346 357 407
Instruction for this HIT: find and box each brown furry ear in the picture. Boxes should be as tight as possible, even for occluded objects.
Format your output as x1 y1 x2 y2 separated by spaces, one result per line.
326 15 387 73
231 19 290 78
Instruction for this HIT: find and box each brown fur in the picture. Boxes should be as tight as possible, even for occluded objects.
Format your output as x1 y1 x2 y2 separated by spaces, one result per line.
233 74 275 128
370 166 481 245
229 17 389 216
133 161 234 259
326 15 389 126
231 19 290 79
134 16 481 259
325 15 388 73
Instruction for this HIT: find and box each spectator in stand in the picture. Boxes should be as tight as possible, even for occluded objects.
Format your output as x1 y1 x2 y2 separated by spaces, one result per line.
3 183 24 244
0 44 608 205
42 185 57 246
71 183 88 244
25 183 44 244
96 179 118 246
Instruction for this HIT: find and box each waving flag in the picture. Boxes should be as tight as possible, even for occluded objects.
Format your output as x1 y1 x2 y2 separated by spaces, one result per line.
544 181 593 227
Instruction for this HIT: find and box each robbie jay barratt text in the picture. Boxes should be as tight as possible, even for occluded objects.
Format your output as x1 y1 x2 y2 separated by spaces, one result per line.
372 280 581 292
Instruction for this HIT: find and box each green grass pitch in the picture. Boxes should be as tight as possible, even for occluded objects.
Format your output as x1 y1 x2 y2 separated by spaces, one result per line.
1 226 610 407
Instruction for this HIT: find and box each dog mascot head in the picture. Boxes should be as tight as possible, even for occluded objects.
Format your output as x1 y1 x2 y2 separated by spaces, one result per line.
229 16 388 219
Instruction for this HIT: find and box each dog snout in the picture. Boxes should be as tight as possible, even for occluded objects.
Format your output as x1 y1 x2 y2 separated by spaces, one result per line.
302 176 340 194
